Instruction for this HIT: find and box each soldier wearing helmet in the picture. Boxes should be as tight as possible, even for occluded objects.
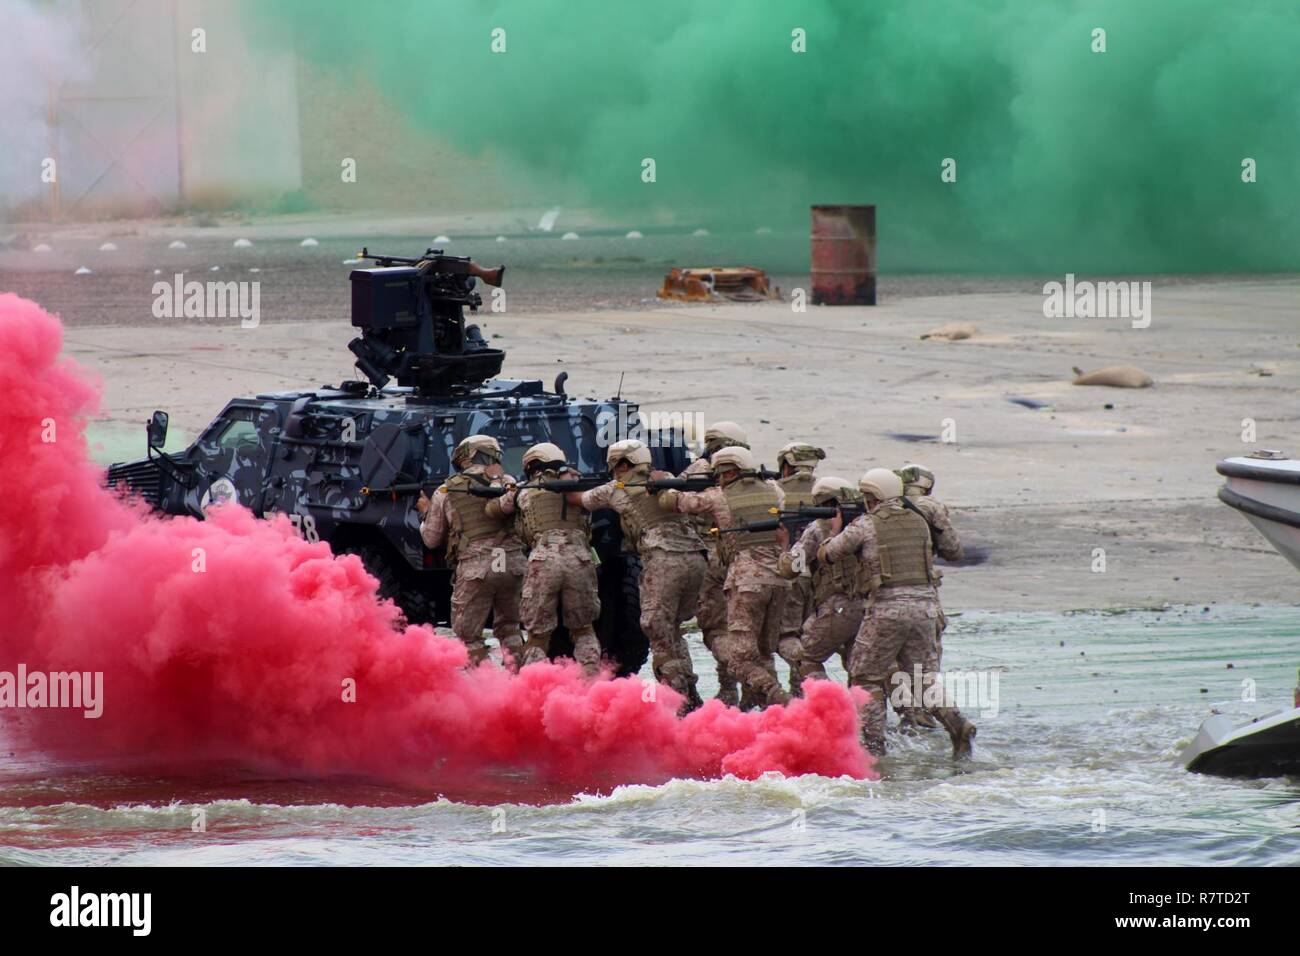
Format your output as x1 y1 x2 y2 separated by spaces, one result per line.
676 420 750 706
494 442 601 674
570 438 706 711
657 444 792 708
775 475 865 684
819 468 976 758
418 434 525 667
895 463 961 562
772 442 827 696
888 463 963 731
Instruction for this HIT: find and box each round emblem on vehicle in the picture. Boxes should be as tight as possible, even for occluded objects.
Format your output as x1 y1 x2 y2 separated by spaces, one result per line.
200 477 238 513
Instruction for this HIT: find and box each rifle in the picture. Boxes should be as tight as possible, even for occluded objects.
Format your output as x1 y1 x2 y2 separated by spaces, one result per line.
360 478 505 499
361 480 438 499
714 503 867 537
621 467 777 494
622 475 716 493
500 472 610 494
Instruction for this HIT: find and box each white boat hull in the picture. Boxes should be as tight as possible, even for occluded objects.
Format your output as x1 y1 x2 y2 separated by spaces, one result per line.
1216 456 1300 571
1182 706 1300 777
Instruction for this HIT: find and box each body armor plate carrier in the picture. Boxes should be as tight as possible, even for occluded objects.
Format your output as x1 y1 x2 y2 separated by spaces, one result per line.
519 479 588 548
868 503 934 591
444 473 512 562
720 476 780 561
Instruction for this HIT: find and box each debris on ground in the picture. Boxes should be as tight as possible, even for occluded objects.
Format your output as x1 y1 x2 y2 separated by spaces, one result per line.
1070 365 1154 388
1007 396 1051 410
658 266 778 302
920 322 978 341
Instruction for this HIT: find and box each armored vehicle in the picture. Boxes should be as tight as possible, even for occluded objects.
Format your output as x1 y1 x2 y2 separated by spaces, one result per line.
106 248 691 675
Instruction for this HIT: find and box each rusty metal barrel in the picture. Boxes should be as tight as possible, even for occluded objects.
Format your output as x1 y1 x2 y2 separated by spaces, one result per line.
811 204 876 305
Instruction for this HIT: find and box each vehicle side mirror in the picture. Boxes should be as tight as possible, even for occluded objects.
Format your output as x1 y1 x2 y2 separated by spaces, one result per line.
147 410 169 451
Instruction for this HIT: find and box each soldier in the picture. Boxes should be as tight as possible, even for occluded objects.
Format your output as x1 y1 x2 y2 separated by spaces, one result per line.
819 468 976 758
417 435 525 668
683 421 750 706
775 476 865 685
574 439 706 711
889 463 963 729
897 463 962 565
657 445 791 708
772 441 826 696
496 442 602 674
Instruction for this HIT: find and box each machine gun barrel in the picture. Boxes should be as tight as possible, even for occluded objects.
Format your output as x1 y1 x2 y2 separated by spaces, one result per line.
358 247 504 287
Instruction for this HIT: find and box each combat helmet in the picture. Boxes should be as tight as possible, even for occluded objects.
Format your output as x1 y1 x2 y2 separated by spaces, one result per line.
777 442 825 473
452 434 502 470
859 468 903 502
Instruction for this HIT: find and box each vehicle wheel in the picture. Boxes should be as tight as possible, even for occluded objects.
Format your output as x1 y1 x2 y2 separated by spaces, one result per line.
338 543 438 628
599 553 648 677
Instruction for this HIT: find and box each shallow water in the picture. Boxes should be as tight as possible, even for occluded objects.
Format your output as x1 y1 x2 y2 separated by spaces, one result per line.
3 604 1298 865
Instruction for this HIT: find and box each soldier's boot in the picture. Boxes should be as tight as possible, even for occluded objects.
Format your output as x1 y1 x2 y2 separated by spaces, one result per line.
765 684 792 707
660 661 704 715
748 666 791 709
498 633 524 673
519 631 552 668
703 630 738 706
756 656 780 706
797 658 829 683
856 679 889 756
897 708 939 734
463 639 492 666
936 709 977 760
777 637 805 698
716 669 740 707
571 627 602 677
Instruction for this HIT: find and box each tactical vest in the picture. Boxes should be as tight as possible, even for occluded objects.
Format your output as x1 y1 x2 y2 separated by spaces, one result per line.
812 522 860 604
518 475 588 548
720 475 780 560
777 471 817 509
616 469 676 553
869 503 934 589
442 473 512 562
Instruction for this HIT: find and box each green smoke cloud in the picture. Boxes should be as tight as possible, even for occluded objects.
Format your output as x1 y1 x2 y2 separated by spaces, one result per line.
254 0 1300 273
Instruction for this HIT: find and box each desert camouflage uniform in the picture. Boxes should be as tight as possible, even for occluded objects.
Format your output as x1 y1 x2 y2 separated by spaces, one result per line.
909 493 961 656
822 501 972 755
681 455 737 704
888 493 962 724
498 479 601 674
581 467 705 700
420 468 525 665
663 478 790 707
774 469 818 694
778 519 864 682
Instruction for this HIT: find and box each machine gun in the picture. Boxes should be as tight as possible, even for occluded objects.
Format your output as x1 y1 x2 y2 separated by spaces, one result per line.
347 247 506 397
